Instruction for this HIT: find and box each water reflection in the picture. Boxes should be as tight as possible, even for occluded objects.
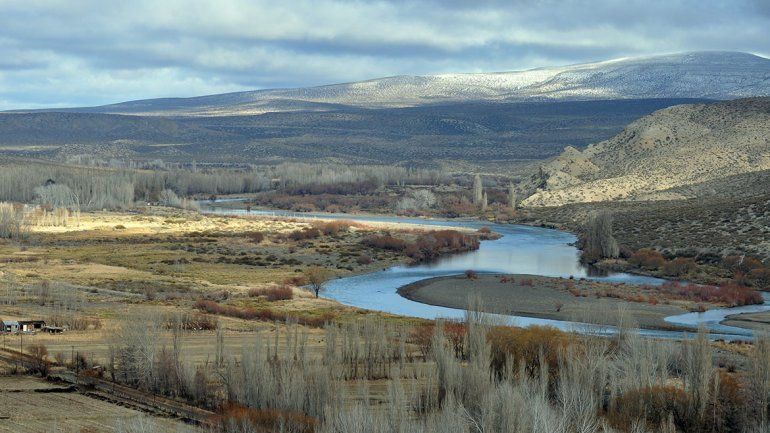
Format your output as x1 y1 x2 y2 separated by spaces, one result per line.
203 204 767 339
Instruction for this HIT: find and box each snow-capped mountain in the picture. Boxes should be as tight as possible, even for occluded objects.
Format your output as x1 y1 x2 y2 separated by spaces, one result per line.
23 51 770 116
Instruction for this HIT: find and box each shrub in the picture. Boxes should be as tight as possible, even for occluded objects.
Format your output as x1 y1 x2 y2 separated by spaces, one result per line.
284 275 307 286
404 230 480 262
723 255 764 274
27 343 49 376
609 386 690 431
288 227 321 241
629 248 666 270
487 326 571 375
212 404 318 433
410 323 435 359
356 254 373 265
410 321 467 359
247 231 265 244
362 234 407 251
167 313 218 331
312 220 360 236
194 299 334 327
46 314 102 331
465 269 477 279
750 267 770 288
662 257 697 276
657 281 763 306
0 202 27 239
248 285 294 301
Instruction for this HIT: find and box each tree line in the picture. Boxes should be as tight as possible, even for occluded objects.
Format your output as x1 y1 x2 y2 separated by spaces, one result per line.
0 160 448 211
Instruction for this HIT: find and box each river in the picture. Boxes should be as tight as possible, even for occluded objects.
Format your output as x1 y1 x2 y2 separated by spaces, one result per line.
204 204 768 340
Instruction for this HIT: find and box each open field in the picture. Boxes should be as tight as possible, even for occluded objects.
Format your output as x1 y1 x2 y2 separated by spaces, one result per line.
0 205 767 433
0 375 200 433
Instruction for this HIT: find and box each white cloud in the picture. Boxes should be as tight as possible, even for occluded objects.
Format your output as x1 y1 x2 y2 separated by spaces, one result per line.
0 0 768 108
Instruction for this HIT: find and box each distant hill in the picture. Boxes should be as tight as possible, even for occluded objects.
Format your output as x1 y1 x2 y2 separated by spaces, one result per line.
0 99 700 166
522 98 770 206
10 51 770 117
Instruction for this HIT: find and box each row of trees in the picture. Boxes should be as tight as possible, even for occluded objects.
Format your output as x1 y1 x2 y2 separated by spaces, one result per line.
0 160 450 211
473 174 518 211
48 304 770 433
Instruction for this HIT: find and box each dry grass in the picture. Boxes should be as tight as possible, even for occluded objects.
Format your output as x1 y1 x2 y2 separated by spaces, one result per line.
0 376 200 433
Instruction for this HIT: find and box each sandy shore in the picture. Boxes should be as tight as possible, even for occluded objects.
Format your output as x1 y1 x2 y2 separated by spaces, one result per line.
398 273 691 331
724 311 770 333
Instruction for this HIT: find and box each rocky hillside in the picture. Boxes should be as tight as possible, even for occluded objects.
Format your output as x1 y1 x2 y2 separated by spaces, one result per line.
522 98 770 207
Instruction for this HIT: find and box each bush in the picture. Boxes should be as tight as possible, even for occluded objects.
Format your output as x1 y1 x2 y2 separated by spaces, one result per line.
27 343 49 376
609 386 690 431
663 257 697 276
167 313 218 331
0 202 27 239
362 234 407 251
750 267 770 288
46 314 102 331
194 299 334 327
465 269 477 279
248 285 294 301
723 255 764 274
657 281 763 306
629 248 666 270
487 326 571 375
410 321 467 359
404 230 480 262
312 220 360 236
247 231 265 244
212 404 318 433
288 227 321 241
356 254 373 265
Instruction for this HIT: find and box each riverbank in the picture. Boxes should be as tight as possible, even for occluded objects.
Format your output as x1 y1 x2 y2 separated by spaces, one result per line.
397 273 703 331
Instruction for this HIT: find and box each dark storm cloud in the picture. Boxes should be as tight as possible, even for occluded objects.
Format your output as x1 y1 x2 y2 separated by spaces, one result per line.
0 0 767 109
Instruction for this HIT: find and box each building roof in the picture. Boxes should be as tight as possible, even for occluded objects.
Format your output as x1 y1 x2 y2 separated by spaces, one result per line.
2 320 19 326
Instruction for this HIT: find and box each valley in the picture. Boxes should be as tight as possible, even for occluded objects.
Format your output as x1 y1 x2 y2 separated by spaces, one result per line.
2 48 770 433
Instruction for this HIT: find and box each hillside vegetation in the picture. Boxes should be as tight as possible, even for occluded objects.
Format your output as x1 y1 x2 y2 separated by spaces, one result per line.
523 98 770 206
0 99 691 166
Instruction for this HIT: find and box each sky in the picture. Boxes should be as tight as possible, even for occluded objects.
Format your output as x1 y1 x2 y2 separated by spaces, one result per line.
0 0 769 110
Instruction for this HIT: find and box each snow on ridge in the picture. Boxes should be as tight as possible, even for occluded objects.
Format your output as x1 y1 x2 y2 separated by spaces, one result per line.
69 51 770 115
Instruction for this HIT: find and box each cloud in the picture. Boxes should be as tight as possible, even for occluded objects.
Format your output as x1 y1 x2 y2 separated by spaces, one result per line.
0 0 768 109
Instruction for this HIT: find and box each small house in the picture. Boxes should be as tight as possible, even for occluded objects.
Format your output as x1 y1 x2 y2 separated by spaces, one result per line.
1 320 19 333
19 320 46 333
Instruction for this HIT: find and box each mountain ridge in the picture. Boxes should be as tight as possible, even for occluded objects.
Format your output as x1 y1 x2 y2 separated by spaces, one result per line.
9 51 770 117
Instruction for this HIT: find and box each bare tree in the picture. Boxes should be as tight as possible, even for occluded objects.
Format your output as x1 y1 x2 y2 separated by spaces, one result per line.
305 266 332 298
27 343 49 376
508 182 518 209
0 202 27 239
472 174 483 207
581 210 619 262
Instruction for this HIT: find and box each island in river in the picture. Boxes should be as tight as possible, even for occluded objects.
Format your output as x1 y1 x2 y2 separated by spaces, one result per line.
397 273 757 331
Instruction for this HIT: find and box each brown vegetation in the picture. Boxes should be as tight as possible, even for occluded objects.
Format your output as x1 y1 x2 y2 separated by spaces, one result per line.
248 285 294 301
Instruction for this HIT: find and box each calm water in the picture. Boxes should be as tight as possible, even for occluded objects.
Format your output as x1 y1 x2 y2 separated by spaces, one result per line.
204 204 768 340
